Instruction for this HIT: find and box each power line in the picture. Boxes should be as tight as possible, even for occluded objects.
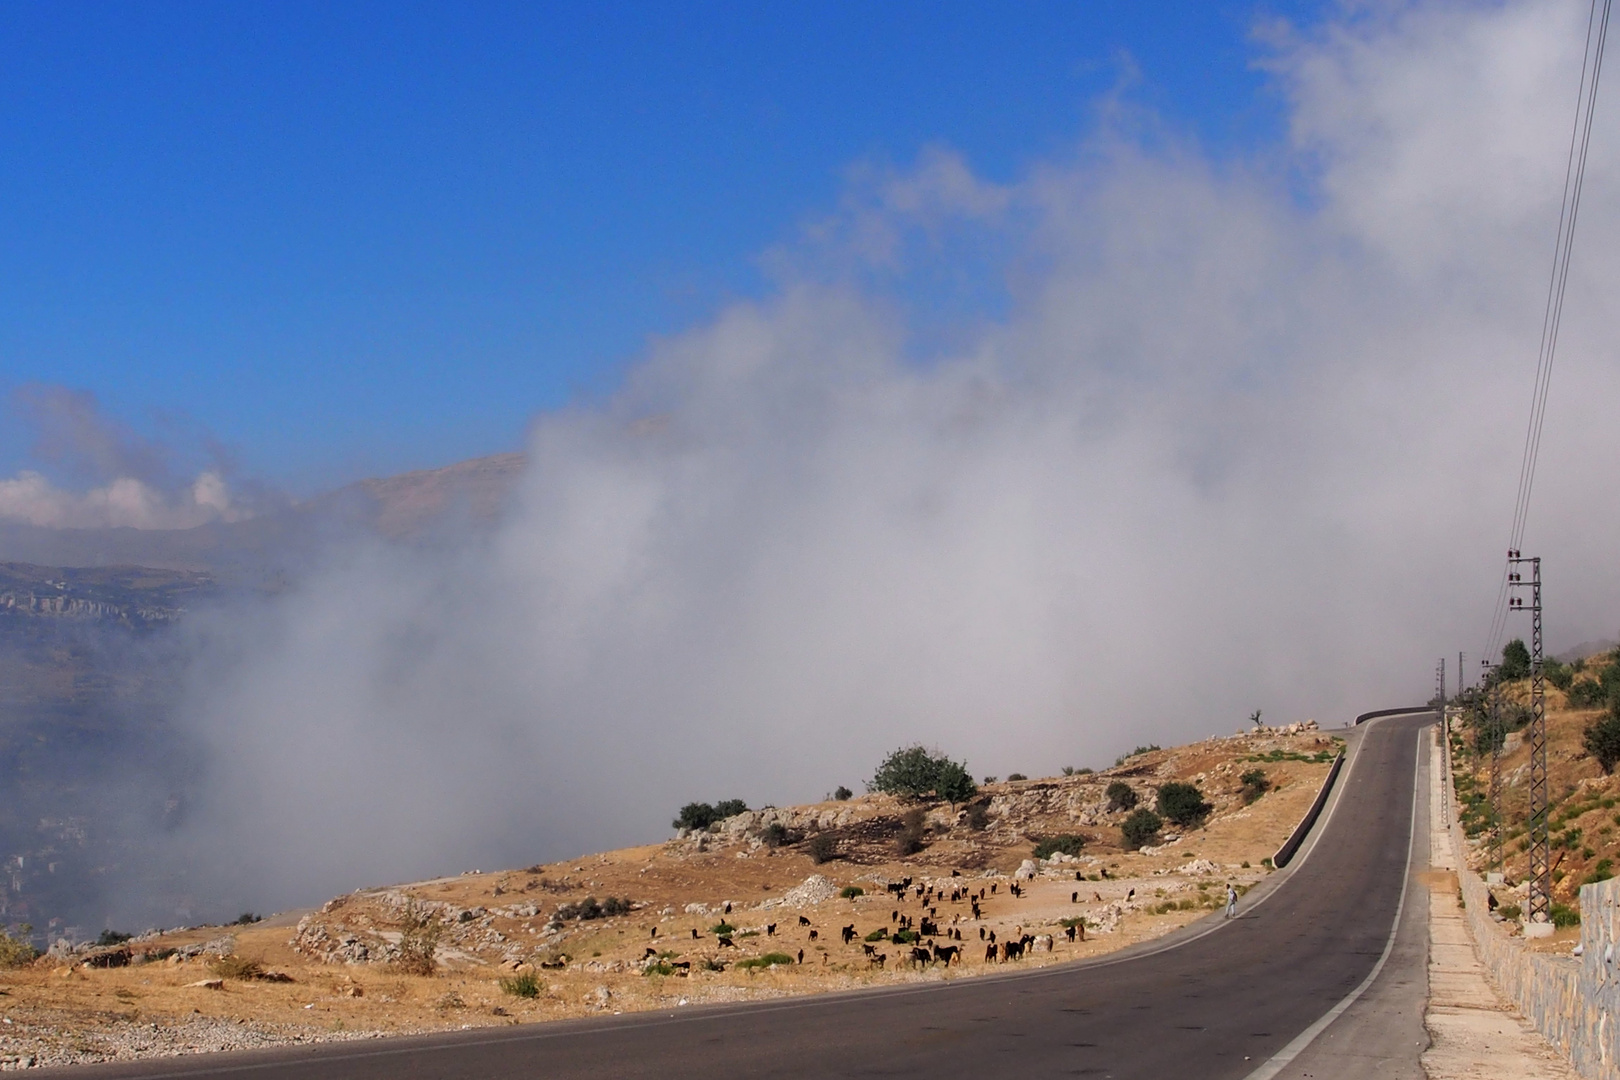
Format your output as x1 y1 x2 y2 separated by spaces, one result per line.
1485 0 1612 663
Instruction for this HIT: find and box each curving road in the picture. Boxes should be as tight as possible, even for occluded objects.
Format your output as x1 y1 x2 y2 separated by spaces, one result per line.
53 713 1433 1080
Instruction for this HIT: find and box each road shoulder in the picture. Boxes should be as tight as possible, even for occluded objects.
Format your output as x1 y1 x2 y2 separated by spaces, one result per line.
1421 725 1577 1080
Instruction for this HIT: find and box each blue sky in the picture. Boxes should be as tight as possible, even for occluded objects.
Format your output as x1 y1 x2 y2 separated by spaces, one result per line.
0 1 1326 493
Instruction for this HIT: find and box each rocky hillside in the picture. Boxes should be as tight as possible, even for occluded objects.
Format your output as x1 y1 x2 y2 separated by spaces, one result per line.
1452 644 1620 925
0 724 1341 1067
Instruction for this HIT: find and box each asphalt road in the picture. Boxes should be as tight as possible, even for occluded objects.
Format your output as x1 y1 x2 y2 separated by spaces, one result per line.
56 714 1431 1080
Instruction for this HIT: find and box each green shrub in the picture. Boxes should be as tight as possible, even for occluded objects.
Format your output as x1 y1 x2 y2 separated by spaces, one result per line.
1075 767 1094 775
1006 773 1027 782
1584 712 1620 774
1546 660 1574 690
833 786 853 801
1239 769 1270 804
868 745 978 803
1156 782 1212 828
0 929 38 969
864 928 887 942
557 897 600 920
642 961 675 977
1061 766 1077 776
393 900 442 976
1121 808 1162 849
1584 859 1615 885
1499 903 1522 920
891 929 919 944
1105 781 1138 813
1570 680 1611 708
97 929 132 947
761 823 791 848
711 921 737 935
1031 835 1086 860
839 886 864 899
673 800 749 830
737 952 796 971
1550 904 1581 928
964 802 991 830
501 971 542 996
807 834 840 864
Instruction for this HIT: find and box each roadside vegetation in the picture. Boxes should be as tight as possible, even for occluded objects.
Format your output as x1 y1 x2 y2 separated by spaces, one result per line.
1452 640 1620 920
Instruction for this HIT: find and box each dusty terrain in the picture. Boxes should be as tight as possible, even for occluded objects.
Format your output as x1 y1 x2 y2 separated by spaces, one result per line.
0 727 1339 1069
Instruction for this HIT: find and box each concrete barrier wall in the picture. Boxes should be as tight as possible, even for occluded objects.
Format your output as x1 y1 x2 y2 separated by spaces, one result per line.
1443 739 1620 1078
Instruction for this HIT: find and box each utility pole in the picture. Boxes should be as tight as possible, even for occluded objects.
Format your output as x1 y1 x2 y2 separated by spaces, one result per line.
1436 657 1451 829
1509 551 1549 929
1460 651 1466 693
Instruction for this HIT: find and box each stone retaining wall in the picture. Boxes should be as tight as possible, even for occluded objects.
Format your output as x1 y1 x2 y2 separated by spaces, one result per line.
1444 733 1620 1079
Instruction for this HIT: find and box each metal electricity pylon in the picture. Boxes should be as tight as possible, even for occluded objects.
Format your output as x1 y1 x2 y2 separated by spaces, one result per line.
1508 551 1549 924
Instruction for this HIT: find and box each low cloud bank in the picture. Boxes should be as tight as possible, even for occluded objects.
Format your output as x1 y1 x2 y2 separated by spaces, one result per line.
156 1 1620 919
0 386 257 529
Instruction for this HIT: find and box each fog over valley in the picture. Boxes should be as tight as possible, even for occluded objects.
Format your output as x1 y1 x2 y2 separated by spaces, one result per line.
3 0 1620 936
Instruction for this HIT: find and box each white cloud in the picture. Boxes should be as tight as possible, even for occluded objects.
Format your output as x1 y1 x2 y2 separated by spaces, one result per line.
161 0 1620 916
0 468 245 529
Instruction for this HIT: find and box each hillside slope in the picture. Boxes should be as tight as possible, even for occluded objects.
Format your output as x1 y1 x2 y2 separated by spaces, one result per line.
1450 644 1620 938
0 724 1340 1067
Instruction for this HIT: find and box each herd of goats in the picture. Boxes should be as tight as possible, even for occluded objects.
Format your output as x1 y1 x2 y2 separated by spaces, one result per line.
641 875 1085 974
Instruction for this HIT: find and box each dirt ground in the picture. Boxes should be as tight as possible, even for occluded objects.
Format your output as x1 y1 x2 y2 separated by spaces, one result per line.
0 728 1339 1069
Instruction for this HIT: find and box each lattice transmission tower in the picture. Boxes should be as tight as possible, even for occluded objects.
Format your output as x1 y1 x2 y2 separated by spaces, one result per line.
1508 552 1549 924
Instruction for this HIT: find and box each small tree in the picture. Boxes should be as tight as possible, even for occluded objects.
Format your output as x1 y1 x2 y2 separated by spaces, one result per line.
1499 639 1532 681
869 745 978 803
1584 710 1620 774
1156 782 1212 828
833 786 853 801
1105 780 1138 812
1121 808 1162 849
1250 709 1263 729
673 799 749 831
393 900 441 976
